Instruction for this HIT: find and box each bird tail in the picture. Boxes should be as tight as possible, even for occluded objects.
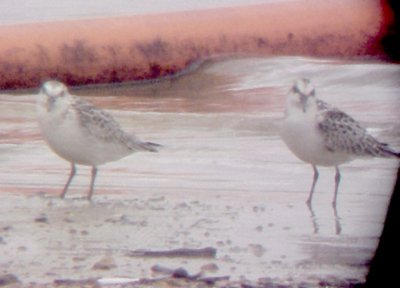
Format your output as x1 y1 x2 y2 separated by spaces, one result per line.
386 149 400 159
377 142 400 159
138 141 162 152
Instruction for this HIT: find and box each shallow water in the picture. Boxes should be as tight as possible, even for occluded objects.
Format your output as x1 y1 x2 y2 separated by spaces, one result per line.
0 56 399 285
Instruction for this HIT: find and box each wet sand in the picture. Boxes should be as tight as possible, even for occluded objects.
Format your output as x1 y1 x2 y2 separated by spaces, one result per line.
0 56 399 287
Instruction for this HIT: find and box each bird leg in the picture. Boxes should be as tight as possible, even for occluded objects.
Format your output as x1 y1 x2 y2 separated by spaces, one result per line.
87 166 98 201
333 203 342 235
307 202 319 234
332 166 341 208
307 165 319 206
60 163 76 198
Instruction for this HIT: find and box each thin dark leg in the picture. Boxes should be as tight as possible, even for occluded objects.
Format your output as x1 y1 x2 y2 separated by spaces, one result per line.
332 166 341 208
333 204 342 235
307 165 319 206
87 166 98 201
60 163 76 198
307 203 319 234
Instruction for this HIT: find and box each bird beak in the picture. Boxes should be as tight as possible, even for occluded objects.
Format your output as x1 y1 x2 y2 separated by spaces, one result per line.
300 94 307 112
46 96 56 111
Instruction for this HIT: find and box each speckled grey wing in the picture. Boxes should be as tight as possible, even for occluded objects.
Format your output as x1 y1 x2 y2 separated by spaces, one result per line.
317 108 398 158
316 99 331 111
72 98 158 152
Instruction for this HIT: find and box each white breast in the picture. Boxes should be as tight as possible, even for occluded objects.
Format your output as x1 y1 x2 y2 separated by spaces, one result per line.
280 105 353 167
36 95 132 166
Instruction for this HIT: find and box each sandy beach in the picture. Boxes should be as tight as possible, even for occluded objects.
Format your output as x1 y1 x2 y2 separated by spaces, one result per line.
1 1 399 287
0 56 399 287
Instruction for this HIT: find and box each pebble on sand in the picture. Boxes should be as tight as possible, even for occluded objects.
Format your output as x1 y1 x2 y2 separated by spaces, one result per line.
0 274 19 286
92 256 117 270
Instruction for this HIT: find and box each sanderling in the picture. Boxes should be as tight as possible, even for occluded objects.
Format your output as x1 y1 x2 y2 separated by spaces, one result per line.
280 78 399 207
37 80 160 200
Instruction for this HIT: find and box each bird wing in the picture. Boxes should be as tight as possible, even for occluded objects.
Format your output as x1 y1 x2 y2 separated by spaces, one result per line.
72 97 154 151
317 107 397 158
316 99 331 111
73 98 123 141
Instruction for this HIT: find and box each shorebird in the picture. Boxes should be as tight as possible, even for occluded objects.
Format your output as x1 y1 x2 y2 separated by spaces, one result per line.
36 80 160 200
280 78 399 207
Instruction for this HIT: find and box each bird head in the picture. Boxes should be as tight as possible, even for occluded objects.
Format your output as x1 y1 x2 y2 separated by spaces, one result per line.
288 78 316 113
39 80 70 111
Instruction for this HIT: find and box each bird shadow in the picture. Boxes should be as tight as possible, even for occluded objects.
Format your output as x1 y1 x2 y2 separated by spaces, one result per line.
307 202 342 235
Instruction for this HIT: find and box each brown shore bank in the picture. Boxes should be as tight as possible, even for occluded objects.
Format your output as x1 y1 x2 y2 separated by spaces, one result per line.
0 0 394 89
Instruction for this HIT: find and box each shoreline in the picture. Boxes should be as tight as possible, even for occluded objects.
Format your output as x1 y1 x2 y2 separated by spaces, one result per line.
0 0 392 89
1 50 399 288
